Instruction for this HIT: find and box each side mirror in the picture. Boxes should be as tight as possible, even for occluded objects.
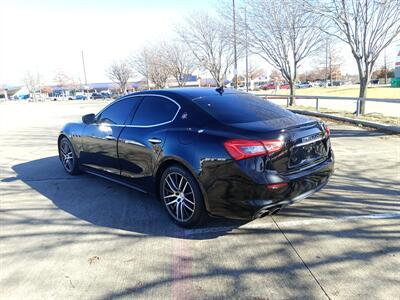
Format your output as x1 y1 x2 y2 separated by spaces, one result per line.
82 113 96 124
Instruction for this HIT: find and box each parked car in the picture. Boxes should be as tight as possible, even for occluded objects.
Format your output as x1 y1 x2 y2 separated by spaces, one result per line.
296 81 312 88
280 83 290 89
75 94 88 100
58 88 334 227
260 83 290 90
91 93 106 99
260 83 277 90
100 92 113 98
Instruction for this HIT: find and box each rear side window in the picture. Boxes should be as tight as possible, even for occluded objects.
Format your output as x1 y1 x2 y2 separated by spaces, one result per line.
132 96 179 126
97 97 140 125
193 94 293 124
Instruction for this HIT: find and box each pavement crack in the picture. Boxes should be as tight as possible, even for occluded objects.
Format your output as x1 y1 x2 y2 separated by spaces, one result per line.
272 216 331 300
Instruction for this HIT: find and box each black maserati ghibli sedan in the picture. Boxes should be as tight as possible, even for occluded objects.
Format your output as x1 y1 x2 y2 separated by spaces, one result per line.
58 88 334 227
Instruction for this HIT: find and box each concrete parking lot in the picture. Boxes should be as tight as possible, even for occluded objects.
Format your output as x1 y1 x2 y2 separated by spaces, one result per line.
0 100 399 299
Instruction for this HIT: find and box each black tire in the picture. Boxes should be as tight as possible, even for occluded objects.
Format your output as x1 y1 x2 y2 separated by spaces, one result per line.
58 137 81 175
159 165 207 228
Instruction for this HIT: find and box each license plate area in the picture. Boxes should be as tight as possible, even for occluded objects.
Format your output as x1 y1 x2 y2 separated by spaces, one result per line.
289 139 326 169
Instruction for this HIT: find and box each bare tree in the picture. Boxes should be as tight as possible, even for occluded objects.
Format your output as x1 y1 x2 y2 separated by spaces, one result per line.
148 49 170 89
246 0 324 105
308 0 400 113
247 62 265 80
129 47 151 89
270 69 284 82
313 40 343 83
163 42 195 87
106 60 133 94
53 71 71 99
176 12 236 86
24 71 41 101
130 45 171 89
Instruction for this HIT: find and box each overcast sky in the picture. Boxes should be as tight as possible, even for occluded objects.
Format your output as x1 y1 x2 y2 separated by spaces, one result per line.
0 0 398 87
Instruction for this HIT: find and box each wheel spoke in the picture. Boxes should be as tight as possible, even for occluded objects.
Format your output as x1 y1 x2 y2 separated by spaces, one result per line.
170 175 179 191
66 159 73 170
166 199 178 206
164 194 176 199
165 177 176 192
60 147 67 155
182 182 188 193
176 202 179 220
180 202 184 221
62 143 69 154
183 196 194 205
183 202 194 212
178 176 184 190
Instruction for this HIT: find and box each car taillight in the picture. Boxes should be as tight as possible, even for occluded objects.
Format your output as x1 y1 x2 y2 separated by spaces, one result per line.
224 139 284 160
324 124 330 136
266 182 288 190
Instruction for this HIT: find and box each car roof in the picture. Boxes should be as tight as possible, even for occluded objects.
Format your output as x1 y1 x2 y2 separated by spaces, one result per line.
131 87 241 100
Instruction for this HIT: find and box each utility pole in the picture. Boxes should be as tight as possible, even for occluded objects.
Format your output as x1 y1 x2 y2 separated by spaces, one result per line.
325 38 329 88
384 48 387 84
329 46 332 86
233 0 238 89
245 4 249 92
81 50 88 86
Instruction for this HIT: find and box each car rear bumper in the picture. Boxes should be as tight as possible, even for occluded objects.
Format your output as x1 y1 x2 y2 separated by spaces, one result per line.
201 156 334 220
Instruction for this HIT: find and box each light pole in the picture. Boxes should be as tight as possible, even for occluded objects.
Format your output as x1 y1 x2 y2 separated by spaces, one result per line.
81 50 88 86
245 4 249 92
81 50 89 93
325 38 329 88
384 48 387 84
233 0 238 89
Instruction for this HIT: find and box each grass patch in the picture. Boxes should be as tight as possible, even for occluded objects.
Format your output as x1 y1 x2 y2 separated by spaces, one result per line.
287 104 399 125
266 86 400 99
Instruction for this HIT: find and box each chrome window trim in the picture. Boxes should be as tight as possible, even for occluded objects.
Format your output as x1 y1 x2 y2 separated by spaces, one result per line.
95 94 181 128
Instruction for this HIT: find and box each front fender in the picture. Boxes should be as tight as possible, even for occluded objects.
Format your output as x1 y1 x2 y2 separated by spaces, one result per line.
59 122 85 158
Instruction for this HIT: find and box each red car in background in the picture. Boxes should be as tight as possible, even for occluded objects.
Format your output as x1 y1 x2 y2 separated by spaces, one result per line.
259 83 290 90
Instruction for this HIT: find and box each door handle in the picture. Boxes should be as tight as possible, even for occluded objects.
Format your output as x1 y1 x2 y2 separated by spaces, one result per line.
123 139 145 147
148 138 162 144
105 135 116 140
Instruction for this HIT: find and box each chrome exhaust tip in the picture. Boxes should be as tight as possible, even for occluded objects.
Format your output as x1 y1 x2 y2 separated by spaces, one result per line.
268 206 282 215
255 205 282 218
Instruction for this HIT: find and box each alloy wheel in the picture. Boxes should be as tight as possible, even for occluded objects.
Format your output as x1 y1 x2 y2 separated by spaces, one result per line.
162 172 195 222
60 140 74 172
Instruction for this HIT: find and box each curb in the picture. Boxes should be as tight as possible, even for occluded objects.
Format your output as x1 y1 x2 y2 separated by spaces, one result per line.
290 109 400 134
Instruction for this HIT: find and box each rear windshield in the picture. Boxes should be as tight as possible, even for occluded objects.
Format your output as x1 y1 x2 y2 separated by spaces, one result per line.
193 93 293 124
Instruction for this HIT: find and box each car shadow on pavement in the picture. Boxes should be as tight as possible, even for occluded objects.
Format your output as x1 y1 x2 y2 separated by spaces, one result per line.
7 156 247 240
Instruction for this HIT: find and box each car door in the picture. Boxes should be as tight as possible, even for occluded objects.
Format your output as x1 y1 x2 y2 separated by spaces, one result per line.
80 96 142 175
118 95 181 188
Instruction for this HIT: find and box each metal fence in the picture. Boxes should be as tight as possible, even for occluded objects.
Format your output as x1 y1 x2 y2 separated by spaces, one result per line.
255 94 400 117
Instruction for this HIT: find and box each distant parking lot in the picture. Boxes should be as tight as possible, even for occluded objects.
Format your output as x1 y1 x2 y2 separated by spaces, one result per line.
0 100 399 299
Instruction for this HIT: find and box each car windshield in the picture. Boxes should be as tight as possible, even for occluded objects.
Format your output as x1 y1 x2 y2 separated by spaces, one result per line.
193 93 293 124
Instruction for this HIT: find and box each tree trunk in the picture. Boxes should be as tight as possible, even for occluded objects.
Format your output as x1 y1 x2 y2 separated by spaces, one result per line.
356 59 373 115
289 81 296 106
358 77 367 114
